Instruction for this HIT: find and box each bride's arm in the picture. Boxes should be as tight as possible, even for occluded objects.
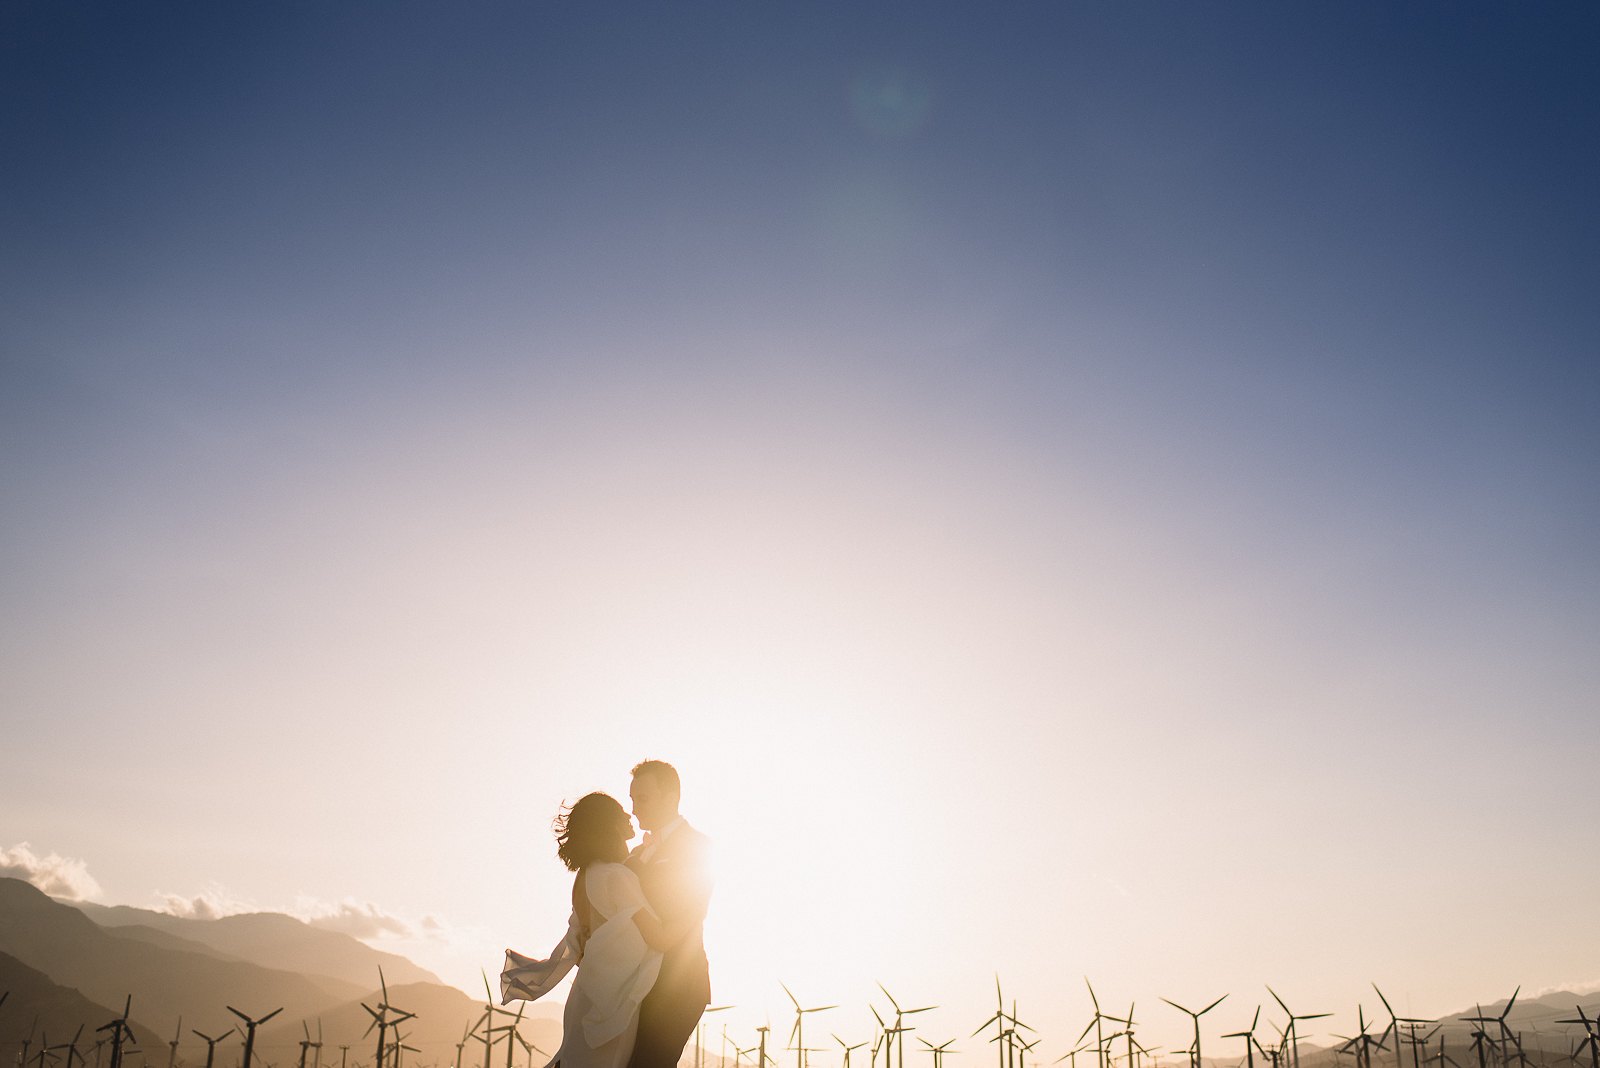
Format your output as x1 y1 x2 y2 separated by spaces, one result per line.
501 872 586 1003
500 912 581 1003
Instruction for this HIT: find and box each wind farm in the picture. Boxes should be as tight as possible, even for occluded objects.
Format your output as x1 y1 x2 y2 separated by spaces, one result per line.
2 878 1595 1068
3 906 1595 1068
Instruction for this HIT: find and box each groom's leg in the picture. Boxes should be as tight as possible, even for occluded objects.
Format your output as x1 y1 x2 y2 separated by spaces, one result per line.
628 986 705 1068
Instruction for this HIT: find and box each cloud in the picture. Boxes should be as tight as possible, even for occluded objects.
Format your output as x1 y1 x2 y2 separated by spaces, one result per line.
147 882 450 947
292 895 422 940
155 885 259 919
1533 978 1600 998
0 842 103 901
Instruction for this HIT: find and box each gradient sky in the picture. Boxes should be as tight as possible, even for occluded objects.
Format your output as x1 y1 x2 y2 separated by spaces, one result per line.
3 2 1598 1059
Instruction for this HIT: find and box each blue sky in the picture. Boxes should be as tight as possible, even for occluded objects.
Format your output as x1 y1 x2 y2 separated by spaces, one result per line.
3 1 1598 1056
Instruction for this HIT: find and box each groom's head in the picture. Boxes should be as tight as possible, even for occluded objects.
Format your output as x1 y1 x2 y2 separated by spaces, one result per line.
629 759 681 832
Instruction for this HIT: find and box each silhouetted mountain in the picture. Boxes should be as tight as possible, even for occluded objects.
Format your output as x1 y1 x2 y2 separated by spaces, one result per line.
0 879 361 1050
1282 988 1600 1068
72 900 438 989
0 881 563 1068
0 949 164 1053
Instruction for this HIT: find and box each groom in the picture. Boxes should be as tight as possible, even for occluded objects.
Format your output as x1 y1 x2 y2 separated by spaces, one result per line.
626 760 713 1068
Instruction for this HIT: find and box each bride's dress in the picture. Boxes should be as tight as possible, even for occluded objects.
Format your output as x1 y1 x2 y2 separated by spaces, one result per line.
501 862 663 1068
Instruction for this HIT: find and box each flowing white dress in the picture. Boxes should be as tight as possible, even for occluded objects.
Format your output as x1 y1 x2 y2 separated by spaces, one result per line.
501 862 663 1068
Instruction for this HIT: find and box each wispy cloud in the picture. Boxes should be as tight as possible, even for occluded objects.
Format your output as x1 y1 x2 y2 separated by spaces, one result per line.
1533 978 1600 998
148 881 445 944
155 884 260 920
292 895 430 940
0 842 102 901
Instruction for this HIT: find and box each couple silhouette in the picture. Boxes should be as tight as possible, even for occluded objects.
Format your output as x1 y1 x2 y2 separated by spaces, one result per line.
501 760 712 1068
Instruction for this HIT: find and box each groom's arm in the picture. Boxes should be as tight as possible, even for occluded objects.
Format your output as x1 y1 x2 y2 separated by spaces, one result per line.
632 834 713 952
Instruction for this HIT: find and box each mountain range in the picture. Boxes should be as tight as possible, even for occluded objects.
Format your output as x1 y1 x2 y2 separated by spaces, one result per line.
0 879 561 1068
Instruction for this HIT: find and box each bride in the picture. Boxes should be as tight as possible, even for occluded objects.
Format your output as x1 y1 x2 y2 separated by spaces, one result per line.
501 793 664 1068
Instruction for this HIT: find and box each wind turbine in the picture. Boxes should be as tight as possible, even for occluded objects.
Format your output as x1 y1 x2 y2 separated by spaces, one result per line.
30 1032 60 1068
1465 990 1522 1056
877 984 936 1068
165 1021 183 1068
297 1024 324 1068
474 970 521 1068
1265 988 1328 1068
1161 995 1227 1068
1465 1008 1496 1068
918 1040 958 1068
1335 1006 1389 1068
835 1036 869 1068
20 1014 43 1068
1114 1004 1138 1068
873 1007 911 1068
58 1028 88 1068
390 1030 419 1068
227 1007 283 1068
1556 1007 1599 1068
511 1028 546 1068
99 998 139 1068
1425 1032 1461 1068
189 1032 234 1068
1253 1023 1289 1068
781 986 837 1068
1055 1044 1094 1068
757 1025 772 1068
497 1004 534 1068
976 979 1022 1068
1082 981 1131 1068
697 1006 735 1068
1224 1007 1264 1068
1372 986 1433 1068
362 969 415 1068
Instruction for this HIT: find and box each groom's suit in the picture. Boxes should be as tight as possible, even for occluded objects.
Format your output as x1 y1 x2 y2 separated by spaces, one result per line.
624 818 712 1068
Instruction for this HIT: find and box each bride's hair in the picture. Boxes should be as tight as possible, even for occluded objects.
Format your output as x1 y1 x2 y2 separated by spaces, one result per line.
554 792 631 872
